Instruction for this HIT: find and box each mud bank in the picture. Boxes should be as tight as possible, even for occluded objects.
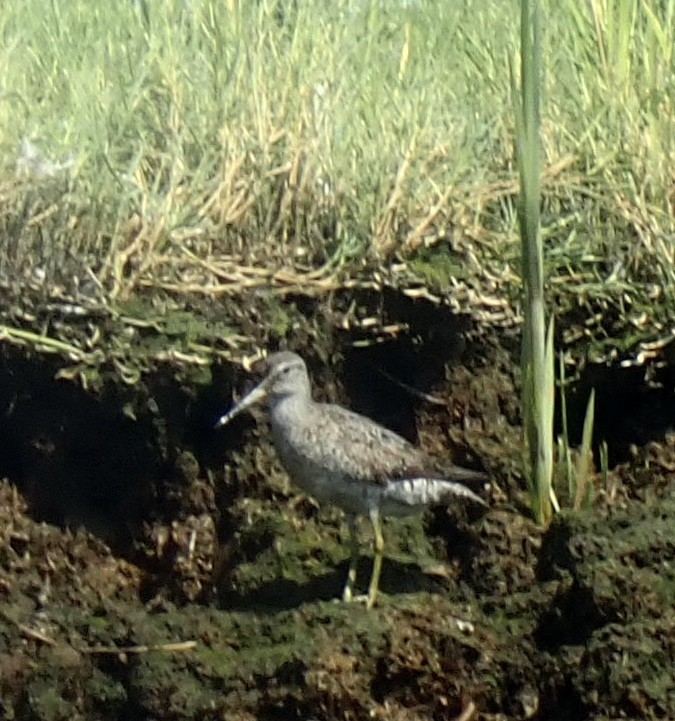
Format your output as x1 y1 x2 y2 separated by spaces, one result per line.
0 299 673 720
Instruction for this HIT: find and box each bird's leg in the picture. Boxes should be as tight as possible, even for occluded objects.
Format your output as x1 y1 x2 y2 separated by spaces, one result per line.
366 508 384 609
342 514 359 602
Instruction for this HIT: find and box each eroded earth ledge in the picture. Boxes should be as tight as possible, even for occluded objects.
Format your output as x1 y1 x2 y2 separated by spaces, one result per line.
0 293 673 721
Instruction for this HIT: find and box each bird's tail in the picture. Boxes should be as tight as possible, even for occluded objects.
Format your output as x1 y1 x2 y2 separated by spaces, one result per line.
381 475 488 513
443 465 489 488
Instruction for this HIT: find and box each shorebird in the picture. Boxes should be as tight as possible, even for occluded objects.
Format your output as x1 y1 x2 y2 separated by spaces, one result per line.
216 351 487 608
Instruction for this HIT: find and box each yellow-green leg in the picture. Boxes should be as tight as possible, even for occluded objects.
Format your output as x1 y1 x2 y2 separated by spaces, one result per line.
342 515 359 602
366 509 384 609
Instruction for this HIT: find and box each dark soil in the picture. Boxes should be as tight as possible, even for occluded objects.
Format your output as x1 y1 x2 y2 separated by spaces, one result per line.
0 293 673 721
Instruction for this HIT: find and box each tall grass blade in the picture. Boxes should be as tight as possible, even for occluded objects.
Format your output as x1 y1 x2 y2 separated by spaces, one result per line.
558 352 574 499
574 389 596 511
544 319 559 513
515 0 555 524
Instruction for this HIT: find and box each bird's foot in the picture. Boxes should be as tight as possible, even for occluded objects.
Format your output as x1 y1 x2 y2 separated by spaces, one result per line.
343 593 373 606
341 588 378 609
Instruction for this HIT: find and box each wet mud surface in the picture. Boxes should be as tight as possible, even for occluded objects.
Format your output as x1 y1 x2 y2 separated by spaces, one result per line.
0 319 674 720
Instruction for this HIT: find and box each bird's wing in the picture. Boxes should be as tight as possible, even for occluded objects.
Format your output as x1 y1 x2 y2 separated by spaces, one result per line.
297 402 438 485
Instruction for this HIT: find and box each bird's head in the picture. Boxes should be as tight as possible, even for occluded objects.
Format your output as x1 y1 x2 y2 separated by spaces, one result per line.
215 351 310 427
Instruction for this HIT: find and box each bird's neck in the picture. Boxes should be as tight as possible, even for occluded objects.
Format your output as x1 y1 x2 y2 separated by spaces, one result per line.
269 391 313 428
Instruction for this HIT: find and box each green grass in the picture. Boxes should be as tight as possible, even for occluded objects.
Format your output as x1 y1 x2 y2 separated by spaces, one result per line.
0 0 673 353
515 0 557 524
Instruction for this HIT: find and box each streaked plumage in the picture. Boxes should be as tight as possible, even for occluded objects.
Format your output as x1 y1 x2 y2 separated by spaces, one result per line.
216 351 487 607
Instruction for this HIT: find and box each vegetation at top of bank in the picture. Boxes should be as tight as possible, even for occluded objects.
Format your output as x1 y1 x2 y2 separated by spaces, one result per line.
0 0 673 363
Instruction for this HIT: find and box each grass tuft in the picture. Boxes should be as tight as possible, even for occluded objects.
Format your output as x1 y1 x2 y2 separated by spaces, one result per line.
0 0 672 361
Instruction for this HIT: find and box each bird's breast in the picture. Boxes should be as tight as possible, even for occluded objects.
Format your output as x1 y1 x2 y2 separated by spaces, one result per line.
269 406 374 516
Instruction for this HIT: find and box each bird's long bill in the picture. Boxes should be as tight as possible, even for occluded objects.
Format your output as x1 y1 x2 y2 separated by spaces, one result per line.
214 380 268 428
